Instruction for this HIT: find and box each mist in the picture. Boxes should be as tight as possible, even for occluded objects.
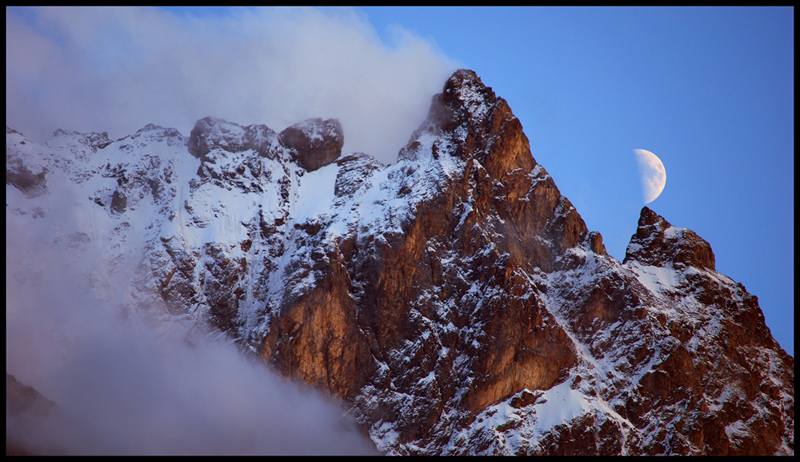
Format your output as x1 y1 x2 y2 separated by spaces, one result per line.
6 6 459 165
5 7 458 453
5 170 380 455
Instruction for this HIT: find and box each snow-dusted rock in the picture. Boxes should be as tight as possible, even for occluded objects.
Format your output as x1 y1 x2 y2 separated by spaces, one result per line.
6 69 793 456
6 128 48 198
279 118 344 172
624 206 716 270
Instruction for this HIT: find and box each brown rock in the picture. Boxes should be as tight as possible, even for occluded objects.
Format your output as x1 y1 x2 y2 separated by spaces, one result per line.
6 137 48 198
624 206 716 270
279 118 344 172
254 69 591 448
115 69 792 456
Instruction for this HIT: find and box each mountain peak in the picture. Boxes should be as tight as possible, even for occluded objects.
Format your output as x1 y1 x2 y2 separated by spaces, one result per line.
442 68 498 117
400 69 534 181
624 206 716 270
419 68 501 134
6 70 791 456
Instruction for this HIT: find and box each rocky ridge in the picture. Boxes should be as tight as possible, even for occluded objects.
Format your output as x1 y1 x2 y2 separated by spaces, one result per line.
6 69 793 455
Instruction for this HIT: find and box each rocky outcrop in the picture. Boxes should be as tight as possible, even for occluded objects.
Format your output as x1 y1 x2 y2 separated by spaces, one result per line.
279 118 344 172
558 207 791 455
623 206 715 270
187 117 282 161
5 157 47 198
6 128 48 198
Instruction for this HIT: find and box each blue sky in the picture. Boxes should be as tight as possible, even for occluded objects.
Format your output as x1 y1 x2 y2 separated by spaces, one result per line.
6 7 793 356
361 7 794 356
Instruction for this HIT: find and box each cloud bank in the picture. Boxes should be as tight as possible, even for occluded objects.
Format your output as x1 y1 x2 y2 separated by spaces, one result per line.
5 177 380 455
6 7 459 164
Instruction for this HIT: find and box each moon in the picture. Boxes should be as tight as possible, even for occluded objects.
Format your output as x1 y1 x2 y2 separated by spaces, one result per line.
633 149 666 204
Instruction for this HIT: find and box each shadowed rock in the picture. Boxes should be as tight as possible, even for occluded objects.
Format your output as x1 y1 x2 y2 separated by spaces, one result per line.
279 118 344 172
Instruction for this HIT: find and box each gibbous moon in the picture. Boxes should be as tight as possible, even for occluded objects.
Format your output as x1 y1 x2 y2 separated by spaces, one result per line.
633 149 666 204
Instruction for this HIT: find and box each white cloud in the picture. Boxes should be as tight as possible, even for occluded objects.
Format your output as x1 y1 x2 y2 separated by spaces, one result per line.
6 7 459 164
5 180 380 455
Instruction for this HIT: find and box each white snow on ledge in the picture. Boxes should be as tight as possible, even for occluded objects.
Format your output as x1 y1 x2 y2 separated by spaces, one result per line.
628 261 679 294
292 161 340 224
441 377 632 456
663 225 687 240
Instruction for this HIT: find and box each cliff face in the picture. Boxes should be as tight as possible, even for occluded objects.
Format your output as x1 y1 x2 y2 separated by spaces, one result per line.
6 70 793 455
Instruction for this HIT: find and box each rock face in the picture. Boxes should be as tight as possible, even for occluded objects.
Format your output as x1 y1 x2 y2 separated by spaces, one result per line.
5 69 793 456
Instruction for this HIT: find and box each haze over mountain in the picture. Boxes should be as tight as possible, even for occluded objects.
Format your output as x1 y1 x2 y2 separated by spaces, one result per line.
6 7 792 360
6 69 793 455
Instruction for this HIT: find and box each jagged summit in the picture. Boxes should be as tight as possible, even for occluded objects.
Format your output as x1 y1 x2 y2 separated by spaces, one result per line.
425 68 501 131
402 68 533 178
624 206 716 270
6 69 793 456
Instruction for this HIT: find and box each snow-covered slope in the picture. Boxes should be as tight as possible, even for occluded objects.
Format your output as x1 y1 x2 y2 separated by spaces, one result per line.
6 70 793 456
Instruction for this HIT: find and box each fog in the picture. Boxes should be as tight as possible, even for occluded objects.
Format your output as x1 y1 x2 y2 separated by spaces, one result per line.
6 148 380 455
5 7 460 453
6 7 458 165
